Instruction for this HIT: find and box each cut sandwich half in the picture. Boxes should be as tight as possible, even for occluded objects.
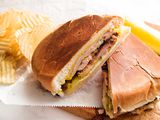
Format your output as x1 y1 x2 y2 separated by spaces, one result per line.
31 15 130 96
102 33 160 118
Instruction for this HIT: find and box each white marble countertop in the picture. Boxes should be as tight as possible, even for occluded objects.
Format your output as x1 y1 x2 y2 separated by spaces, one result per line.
0 0 160 120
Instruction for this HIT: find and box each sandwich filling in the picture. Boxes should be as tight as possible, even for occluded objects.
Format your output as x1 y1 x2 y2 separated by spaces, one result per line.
62 30 119 92
102 62 119 118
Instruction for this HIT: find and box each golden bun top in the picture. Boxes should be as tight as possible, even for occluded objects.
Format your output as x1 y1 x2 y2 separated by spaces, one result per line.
108 34 160 113
31 15 123 85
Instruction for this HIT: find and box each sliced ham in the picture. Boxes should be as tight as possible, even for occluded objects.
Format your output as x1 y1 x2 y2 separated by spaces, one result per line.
77 31 117 72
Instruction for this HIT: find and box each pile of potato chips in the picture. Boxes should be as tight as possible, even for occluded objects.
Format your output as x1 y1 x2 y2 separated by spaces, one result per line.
0 9 54 84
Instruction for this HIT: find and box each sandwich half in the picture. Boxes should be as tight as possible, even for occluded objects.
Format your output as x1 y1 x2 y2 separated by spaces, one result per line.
102 33 160 118
31 15 130 96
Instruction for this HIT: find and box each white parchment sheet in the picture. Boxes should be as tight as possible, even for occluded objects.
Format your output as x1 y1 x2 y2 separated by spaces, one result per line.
0 0 160 108
0 65 103 107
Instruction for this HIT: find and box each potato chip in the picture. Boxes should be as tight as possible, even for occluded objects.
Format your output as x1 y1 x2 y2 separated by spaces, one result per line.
0 38 12 54
16 10 52 30
15 27 32 38
0 9 21 37
16 24 53 60
0 56 16 84
0 9 53 59
0 9 54 85
0 27 6 37
0 37 23 62
10 41 24 61
0 54 5 63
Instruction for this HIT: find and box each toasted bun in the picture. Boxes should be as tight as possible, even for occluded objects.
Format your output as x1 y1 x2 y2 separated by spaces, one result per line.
105 33 160 117
111 99 160 120
31 15 123 95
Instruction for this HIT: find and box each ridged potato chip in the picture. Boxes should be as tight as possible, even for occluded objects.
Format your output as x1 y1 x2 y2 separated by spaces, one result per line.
16 24 53 60
0 54 5 63
0 9 21 37
16 10 52 30
0 56 16 84
0 27 6 37
0 37 23 62
0 9 53 58
0 38 11 54
0 9 54 85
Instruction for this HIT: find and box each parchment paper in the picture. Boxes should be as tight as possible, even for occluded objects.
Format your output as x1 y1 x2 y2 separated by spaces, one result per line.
0 0 160 109
0 64 103 107
0 0 104 108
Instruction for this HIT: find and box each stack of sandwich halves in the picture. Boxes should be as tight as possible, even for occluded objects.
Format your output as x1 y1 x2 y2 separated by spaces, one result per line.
31 15 160 118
